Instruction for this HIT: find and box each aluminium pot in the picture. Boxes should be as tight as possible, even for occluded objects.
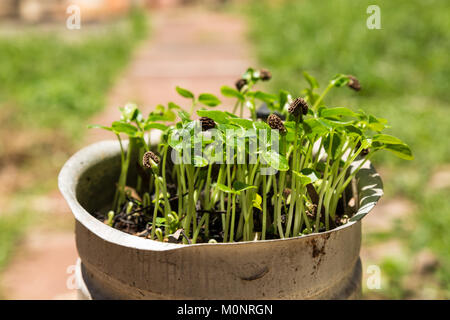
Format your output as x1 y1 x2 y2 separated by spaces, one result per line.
58 140 383 300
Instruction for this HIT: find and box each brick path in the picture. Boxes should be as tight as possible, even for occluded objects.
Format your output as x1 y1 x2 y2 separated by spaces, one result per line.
0 7 251 300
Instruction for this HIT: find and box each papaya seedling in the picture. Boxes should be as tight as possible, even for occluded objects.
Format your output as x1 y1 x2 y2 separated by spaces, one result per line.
90 68 413 244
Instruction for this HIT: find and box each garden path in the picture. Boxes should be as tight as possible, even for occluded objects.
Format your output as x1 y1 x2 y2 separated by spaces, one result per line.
0 6 251 300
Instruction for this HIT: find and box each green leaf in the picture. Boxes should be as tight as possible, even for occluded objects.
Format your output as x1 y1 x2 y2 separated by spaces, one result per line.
217 183 236 194
253 121 271 131
232 181 257 192
193 156 209 167
112 121 139 137
292 168 320 186
303 118 330 136
368 115 388 132
383 143 414 160
301 168 320 183
148 112 172 122
178 110 191 122
175 86 194 99
252 91 277 103
261 150 289 171
220 86 244 101
119 103 139 122
88 124 113 131
321 107 358 118
344 125 363 136
303 71 319 89
292 171 310 185
252 193 262 211
330 74 350 87
230 118 254 129
168 102 182 110
372 134 404 145
143 122 168 131
198 93 221 107
197 110 230 124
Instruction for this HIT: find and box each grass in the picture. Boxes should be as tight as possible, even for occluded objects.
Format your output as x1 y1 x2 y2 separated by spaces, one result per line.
0 9 149 289
0 9 149 139
244 0 450 298
0 213 30 272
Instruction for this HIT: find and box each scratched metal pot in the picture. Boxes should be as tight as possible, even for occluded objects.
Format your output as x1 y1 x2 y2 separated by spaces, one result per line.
59 140 383 300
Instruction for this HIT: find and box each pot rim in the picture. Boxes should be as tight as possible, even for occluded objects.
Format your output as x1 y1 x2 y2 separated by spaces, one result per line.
58 140 383 251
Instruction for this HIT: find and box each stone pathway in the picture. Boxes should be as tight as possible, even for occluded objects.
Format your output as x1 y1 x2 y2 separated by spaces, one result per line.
0 6 251 300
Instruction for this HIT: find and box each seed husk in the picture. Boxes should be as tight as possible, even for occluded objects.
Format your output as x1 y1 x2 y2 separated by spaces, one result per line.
142 151 160 168
267 114 287 133
235 78 247 91
288 97 309 117
199 116 216 131
347 75 361 91
259 69 272 81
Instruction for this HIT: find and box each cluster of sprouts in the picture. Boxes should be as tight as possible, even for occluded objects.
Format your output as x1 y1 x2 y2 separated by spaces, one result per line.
91 68 412 244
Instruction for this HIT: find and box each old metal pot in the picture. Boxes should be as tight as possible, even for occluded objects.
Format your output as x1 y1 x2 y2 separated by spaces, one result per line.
59 140 383 299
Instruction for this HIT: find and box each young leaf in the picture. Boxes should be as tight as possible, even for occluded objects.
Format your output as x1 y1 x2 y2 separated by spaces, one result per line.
303 71 319 89
330 74 350 87
232 181 257 192
252 91 277 104
383 143 414 160
320 107 358 118
261 150 289 171
193 156 209 167
230 118 254 129
216 183 236 194
143 123 169 131
119 103 139 122
178 110 191 122
176 86 194 99
168 102 182 110
112 121 139 137
301 168 320 183
368 115 388 132
197 110 230 124
88 124 113 131
372 134 404 145
252 193 262 211
220 86 244 101
198 93 221 107
148 111 176 122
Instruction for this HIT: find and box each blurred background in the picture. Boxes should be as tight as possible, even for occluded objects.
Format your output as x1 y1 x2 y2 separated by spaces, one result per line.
0 0 448 299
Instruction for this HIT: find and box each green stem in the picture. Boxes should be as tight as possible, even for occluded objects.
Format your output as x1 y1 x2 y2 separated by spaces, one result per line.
262 174 267 240
312 83 333 111
150 179 160 239
229 194 236 242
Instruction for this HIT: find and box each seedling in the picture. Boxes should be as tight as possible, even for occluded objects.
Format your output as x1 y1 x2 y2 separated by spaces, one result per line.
90 68 412 244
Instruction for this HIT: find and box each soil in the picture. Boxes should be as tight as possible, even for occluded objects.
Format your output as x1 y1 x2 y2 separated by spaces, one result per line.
97 158 356 244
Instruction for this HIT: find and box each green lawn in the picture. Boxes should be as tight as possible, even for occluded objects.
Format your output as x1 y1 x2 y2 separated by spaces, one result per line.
0 9 148 138
244 0 450 298
0 10 148 274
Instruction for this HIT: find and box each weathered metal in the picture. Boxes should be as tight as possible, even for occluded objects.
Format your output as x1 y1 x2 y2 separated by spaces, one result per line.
59 140 383 299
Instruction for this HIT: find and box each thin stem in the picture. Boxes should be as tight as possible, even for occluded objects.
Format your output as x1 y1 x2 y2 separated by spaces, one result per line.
312 83 333 111
150 179 160 239
262 174 267 240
